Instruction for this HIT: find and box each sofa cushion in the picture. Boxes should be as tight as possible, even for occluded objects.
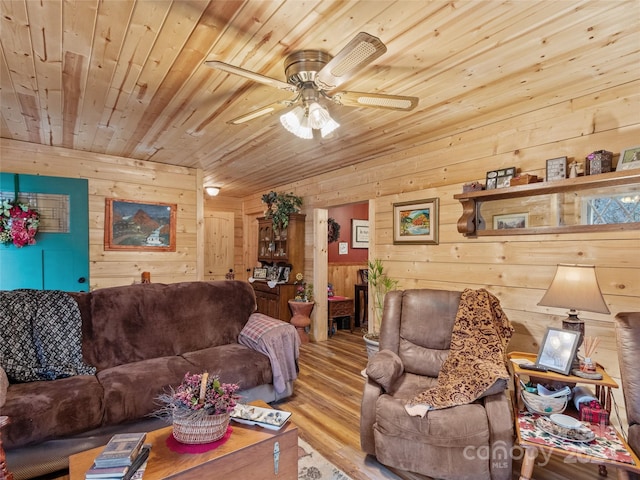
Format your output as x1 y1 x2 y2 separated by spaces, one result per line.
375 393 489 448
97 355 195 425
181 344 273 391
2 375 103 449
83 281 257 370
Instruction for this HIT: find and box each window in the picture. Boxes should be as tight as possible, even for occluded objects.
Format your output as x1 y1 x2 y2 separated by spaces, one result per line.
1 191 70 232
583 193 640 225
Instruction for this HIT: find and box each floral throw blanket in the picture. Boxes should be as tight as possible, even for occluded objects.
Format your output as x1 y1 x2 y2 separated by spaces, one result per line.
405 288 513 416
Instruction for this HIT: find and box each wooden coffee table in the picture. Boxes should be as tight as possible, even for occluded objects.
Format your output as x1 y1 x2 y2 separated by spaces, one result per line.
69 401 298 479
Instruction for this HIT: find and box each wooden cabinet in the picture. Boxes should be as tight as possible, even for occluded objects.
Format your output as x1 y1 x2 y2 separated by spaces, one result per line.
257 213 305 269
252 213 305 322
454 170 640 236
252 282 297 322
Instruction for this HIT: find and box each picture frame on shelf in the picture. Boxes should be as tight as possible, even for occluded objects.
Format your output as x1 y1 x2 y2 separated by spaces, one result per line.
493 213 529 230
616 146 640 171
485 167 516 190
536 327 580 375
253 267 268 279
393 198 439 245
277 265 291 283
104 199 176 252
351 219 369 248
545 157 567 181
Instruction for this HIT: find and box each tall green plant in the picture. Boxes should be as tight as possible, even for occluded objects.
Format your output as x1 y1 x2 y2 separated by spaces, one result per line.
367 258 398 337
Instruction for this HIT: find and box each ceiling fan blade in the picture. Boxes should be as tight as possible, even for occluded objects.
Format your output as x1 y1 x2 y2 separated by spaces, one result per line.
205 60 298 93
331 91 418 111
315 32 387 90
227 101 292 125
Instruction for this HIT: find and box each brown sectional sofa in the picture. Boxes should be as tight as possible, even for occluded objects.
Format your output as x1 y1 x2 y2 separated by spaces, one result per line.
0 280 298 479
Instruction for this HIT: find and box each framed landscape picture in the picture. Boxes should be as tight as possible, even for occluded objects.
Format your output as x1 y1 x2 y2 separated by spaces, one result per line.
104 199 177 252
393 198 439 245
493 213 529 230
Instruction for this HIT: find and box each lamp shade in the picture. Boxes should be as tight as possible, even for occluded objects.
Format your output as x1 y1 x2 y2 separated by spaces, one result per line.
537 264 610 314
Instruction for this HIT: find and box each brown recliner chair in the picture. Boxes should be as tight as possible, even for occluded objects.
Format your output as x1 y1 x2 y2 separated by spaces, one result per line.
360 289 513 480
615 312 640 462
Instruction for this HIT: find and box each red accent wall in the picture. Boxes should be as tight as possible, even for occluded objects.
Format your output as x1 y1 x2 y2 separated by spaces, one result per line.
328 203 368 263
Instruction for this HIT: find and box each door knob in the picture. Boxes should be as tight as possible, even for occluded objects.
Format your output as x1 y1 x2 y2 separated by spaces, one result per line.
78 277 87 283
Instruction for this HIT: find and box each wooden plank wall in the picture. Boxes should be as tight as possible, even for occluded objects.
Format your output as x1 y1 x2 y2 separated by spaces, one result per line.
240 81 640 429
0 138 201 289
204 195 245 278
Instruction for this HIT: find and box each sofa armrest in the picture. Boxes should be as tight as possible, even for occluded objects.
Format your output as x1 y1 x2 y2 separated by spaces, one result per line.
0 364 8 408
482 390 514 480
365 349 404 392
360 375 383 456
238 313 300 394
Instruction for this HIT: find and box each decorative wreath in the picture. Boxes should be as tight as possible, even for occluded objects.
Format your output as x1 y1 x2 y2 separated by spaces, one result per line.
0 200 40 248
328 217 341 244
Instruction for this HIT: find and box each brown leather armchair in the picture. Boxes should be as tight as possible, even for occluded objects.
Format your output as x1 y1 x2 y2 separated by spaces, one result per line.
360 289 513 480
615 312 640 459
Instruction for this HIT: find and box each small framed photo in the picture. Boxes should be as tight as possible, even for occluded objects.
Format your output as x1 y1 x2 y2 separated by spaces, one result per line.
546 157 567 181
486 167 516 189
351 219 369 248
277 265 291 283
393 198 439 245
253 267 268 279
493 213 529 230
536 327 580 375
616 146 640 171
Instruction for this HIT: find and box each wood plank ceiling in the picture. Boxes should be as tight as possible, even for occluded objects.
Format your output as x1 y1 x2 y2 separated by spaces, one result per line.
1 1 638 198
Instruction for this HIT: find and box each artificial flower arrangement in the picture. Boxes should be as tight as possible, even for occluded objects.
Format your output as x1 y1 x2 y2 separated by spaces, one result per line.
158 372 240 419
0 200 40 247
156 372 240 444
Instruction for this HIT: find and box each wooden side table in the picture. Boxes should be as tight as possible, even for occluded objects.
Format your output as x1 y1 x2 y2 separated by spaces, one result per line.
507 352 640 479
327 296 354 336
0 416 14 480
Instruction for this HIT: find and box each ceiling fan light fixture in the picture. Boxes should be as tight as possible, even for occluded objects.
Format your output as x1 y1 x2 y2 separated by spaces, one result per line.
280 107 313 139
320 117 340 138
307 102 331 129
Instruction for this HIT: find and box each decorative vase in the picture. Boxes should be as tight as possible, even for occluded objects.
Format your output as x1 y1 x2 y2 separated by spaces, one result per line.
172 411 230 444
288 300 314 343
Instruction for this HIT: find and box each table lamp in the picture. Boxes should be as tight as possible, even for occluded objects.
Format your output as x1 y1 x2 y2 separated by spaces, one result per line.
537 264 610 368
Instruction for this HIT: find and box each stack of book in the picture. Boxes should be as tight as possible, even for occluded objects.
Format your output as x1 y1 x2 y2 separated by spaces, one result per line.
85 432 151 480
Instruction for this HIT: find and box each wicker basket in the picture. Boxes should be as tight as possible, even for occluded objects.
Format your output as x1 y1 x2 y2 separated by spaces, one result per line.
521 390 567 415
172 412 230 444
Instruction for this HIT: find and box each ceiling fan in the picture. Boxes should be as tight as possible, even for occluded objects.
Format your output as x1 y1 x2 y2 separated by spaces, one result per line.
204 32 419 139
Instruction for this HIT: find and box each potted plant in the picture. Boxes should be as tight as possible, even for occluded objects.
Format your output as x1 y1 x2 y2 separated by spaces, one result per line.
363 259 398 357
261 190 303 232
156 372 240 444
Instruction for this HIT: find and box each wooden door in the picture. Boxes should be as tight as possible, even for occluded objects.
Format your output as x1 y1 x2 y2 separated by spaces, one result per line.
204 212 234 280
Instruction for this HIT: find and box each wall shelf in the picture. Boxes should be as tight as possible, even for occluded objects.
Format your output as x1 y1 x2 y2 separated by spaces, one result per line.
454 170 640 236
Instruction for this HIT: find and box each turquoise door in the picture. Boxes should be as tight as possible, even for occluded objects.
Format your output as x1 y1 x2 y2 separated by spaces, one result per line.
0 173 90 291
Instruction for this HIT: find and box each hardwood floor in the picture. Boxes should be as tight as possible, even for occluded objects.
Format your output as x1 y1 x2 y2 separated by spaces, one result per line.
41 330 627 480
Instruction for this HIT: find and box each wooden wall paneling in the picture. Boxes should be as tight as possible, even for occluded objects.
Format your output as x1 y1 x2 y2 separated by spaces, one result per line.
328 264 366 298
312 209 328 342
1 139 200 290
